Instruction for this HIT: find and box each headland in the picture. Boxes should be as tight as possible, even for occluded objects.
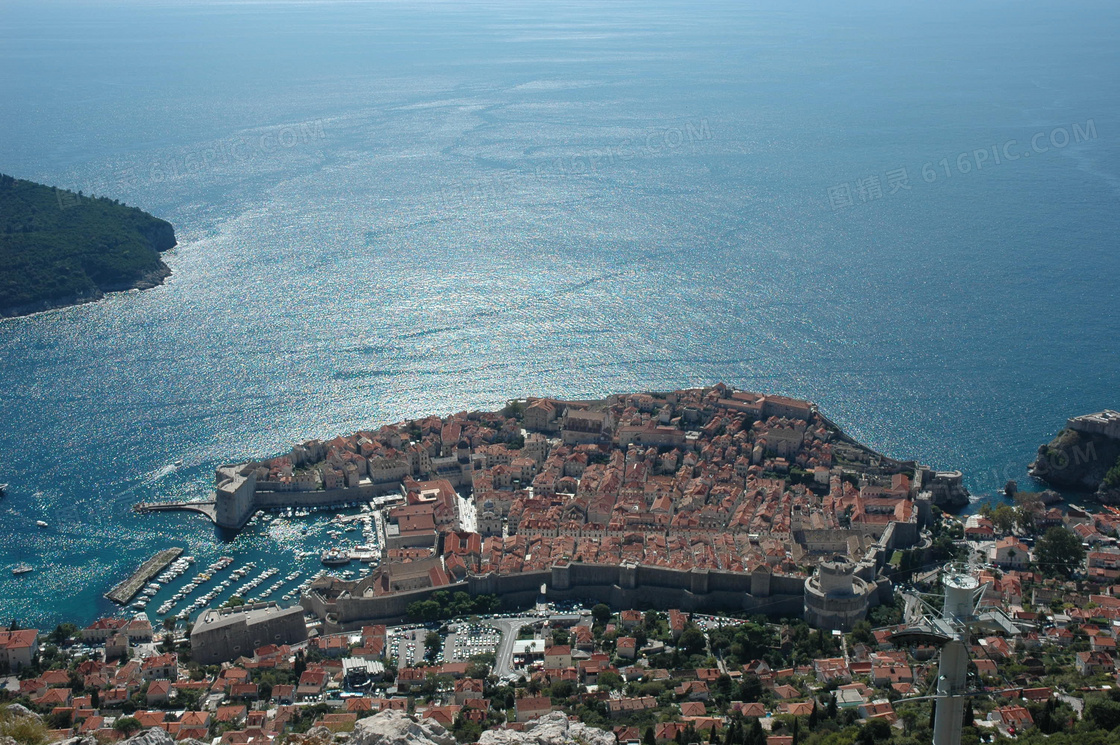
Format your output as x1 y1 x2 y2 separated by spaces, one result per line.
0 174 177 318
1031 410 1120 502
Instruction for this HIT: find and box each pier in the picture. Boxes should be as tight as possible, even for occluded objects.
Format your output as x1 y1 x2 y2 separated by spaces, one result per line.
106 547 183 605
135 499 217 523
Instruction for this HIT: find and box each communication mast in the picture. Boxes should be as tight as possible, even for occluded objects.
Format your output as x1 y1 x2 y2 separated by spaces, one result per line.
891 565 1021 745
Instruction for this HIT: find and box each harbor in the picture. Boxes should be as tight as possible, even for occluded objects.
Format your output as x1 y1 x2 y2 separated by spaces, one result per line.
104 547 183 605
102 499 388 628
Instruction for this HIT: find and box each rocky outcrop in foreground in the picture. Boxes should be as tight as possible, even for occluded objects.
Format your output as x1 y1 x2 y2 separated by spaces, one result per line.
287 710 614 745
57 728 204 745
24 711 614 745
479 713 616 745
349 710 458 745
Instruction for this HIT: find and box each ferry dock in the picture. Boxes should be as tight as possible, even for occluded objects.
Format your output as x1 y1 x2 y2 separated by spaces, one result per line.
106 547 183 605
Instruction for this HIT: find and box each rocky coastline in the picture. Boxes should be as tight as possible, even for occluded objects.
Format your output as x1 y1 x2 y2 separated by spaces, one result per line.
0 263 173 320
1030 419 1120 503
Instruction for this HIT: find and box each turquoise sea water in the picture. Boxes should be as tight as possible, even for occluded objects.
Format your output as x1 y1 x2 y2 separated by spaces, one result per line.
1 0 1119 628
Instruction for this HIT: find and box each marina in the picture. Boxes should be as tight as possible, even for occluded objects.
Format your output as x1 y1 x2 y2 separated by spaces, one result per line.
105 547 183 605
124 502 387 627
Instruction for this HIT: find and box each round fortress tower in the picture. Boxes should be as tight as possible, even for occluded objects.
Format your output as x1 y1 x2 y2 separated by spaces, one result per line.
803 556 874 631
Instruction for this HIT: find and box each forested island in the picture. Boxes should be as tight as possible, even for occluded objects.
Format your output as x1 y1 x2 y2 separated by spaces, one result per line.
0 174 176 318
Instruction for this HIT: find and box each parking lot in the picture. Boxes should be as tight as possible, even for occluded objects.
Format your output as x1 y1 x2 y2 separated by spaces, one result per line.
389 627 425 668
387 622 502 667
449 623 500 661
385 608 590 674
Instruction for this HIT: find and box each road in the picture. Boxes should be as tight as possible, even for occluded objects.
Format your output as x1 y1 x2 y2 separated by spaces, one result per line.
457 495 477 534
904 593 923 625
490 613 586 679
1058 692 1084 719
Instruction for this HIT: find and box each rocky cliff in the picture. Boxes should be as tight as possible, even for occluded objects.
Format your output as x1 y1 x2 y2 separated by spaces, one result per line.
1031 426 1120 502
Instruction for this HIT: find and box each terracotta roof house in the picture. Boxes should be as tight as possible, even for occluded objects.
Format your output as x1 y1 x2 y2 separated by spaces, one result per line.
515 696 553 723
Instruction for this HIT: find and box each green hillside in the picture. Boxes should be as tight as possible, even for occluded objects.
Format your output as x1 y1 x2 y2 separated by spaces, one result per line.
0 173 177 316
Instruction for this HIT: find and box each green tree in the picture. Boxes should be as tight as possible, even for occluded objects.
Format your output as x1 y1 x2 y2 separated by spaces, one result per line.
990 503 1017 534
114 717 142 737
592 604 611 626
553 679 577 700
1014 491 1043 533
1086 698 1120 731
849 620 872 646
643 727 656 745
899 708 917 734
46 710 72 730
1104 455 1120 489
598 671 622 692
1035 526 1086 577
739 674 763 703
679 626 706 655
857 717 891 744
424 631 443 662
49 623 77 645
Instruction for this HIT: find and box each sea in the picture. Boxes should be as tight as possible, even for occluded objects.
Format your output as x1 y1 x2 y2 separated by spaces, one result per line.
1 0 1118 629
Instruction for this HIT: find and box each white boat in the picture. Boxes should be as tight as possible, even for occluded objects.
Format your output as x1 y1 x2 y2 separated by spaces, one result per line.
321 548 350 566
0 484 8 496
35 520 48 528
11 564 33 576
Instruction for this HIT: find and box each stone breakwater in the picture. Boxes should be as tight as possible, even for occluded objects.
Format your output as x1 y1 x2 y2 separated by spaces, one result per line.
105 547 183 605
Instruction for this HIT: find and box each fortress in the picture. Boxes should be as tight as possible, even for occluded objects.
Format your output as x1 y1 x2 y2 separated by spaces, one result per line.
803 557 877 631
1068 410 1120 440
190 602 307 664
301 560 892 633
213 462 413 531
301 514 923 633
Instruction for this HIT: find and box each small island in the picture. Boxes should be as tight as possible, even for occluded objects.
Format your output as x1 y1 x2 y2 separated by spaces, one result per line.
0 173 177 318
